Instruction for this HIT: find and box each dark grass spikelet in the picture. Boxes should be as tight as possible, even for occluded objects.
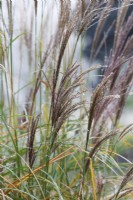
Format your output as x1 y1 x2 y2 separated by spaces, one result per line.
113 59 133 124
117 187 133 199
119 124 133 140
115 166 133 199
105 12 133 83
27 114 40 168
90 0 115 61
86 72 113 148
54 0 71 46
114 0 131 45
109 187 133 200
50 64 87 149
29 41 52 117
52 0 105 93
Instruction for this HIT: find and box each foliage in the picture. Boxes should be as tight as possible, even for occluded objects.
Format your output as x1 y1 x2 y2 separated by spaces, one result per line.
0 0 133 199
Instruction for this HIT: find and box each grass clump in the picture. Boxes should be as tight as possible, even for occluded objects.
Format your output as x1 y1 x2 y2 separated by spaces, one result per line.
0 0 133 199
